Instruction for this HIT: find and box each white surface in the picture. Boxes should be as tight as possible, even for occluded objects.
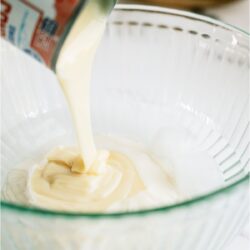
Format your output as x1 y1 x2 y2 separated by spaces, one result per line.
224 223 250 250
206 0 249 32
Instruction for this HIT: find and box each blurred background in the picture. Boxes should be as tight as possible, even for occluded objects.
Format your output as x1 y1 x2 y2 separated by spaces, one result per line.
120 0 249 32
120 0 249 249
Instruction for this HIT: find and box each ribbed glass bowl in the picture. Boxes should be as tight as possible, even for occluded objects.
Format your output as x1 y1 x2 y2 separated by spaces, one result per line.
1 4 249 250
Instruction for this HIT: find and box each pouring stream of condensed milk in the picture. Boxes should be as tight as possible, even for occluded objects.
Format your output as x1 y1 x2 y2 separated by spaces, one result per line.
2 0 182 212
27 0 151 211
55 0 106 173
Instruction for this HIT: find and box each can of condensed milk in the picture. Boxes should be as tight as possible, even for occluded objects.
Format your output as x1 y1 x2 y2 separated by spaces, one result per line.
0 0 115 69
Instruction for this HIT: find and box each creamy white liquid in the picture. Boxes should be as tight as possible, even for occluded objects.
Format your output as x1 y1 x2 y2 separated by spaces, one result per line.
26 0 183 212
55 0 106 171
28 136 182 212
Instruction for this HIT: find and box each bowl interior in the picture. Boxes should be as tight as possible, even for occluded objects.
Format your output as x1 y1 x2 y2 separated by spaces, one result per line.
1 6 249 208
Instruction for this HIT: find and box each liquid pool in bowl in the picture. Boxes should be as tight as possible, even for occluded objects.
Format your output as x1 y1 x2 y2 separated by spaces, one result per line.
1 4 249 250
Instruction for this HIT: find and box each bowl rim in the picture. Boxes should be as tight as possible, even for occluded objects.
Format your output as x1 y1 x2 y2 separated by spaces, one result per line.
115 4 250 36
1 4 249 219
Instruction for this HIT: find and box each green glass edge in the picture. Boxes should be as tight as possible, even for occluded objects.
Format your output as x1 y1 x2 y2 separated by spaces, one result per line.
1 174 249 219
2 4 249 219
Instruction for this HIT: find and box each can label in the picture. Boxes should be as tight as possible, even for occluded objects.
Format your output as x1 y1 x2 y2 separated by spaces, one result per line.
1 0 85 67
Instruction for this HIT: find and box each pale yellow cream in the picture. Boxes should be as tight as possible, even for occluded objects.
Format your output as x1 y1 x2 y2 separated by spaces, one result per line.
29 146 144 212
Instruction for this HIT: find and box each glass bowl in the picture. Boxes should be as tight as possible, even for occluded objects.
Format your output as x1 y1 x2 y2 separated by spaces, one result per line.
1 4 249 250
